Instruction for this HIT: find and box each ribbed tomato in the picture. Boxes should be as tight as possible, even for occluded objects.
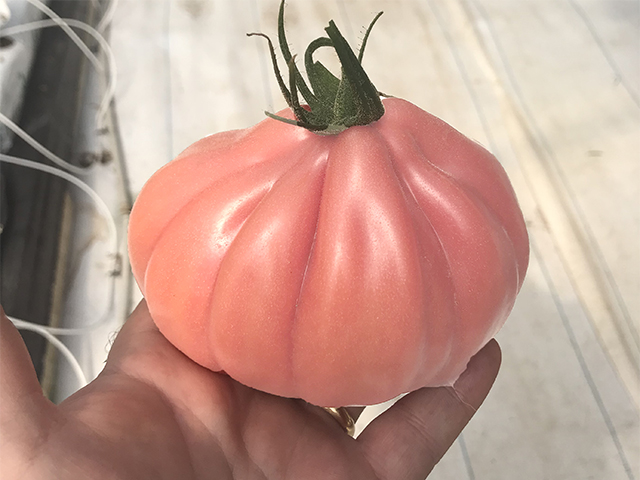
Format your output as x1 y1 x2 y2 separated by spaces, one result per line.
128 3 529 407
128 97 528 407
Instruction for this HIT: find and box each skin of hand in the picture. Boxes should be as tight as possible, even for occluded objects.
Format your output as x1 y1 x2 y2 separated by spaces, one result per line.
0 301 501 480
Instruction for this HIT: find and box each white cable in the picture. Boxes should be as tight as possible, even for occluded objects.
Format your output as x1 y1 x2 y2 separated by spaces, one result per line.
0 0 123 389
0 153 120 337
0 112 89 175
97 0 119 34
25 0 103 74
9 316 89 389
21 295 117 336
1 18 118 129
0 154 118 255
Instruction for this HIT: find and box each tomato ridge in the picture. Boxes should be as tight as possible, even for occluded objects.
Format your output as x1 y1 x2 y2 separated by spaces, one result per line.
205 137 330 390
289 150 330 393
377 126 460 386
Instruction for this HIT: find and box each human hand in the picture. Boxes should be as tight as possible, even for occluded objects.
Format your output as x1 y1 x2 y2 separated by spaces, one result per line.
1 301 501 480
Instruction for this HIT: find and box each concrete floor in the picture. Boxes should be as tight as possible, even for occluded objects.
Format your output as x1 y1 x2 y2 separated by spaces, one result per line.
52 0 640 478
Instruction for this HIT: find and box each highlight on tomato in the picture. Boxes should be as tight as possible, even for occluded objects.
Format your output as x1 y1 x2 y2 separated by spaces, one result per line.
128 1 529 408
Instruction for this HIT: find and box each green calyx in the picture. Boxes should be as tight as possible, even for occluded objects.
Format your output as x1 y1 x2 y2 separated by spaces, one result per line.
248 1 385 135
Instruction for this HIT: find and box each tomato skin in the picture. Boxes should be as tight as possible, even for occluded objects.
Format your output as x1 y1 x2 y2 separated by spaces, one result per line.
128 98 529 407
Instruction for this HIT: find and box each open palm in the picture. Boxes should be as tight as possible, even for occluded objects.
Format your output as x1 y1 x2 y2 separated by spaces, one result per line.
1 302 501 480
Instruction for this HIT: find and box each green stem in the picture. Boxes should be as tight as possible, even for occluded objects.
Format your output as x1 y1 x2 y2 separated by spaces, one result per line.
249 0 385 134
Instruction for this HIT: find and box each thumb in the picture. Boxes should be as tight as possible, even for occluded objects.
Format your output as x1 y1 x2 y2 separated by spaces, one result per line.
0 307 55 475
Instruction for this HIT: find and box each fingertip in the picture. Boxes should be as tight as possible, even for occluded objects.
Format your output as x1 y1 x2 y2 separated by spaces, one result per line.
473 338 502 377
450 338 502 411
484 338 502 363
476 338 502 378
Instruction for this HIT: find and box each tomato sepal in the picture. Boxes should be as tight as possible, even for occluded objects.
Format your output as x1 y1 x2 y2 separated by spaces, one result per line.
248 0 385 134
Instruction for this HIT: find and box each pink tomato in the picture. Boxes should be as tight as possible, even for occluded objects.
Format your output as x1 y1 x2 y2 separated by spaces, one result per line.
128 3 529 407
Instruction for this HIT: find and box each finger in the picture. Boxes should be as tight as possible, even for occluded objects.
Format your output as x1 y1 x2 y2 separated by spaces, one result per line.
105 300 165 361
357 339 501 480
0 307 55 473
0 306 53 413
102 300 229 395
115 299 158 339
